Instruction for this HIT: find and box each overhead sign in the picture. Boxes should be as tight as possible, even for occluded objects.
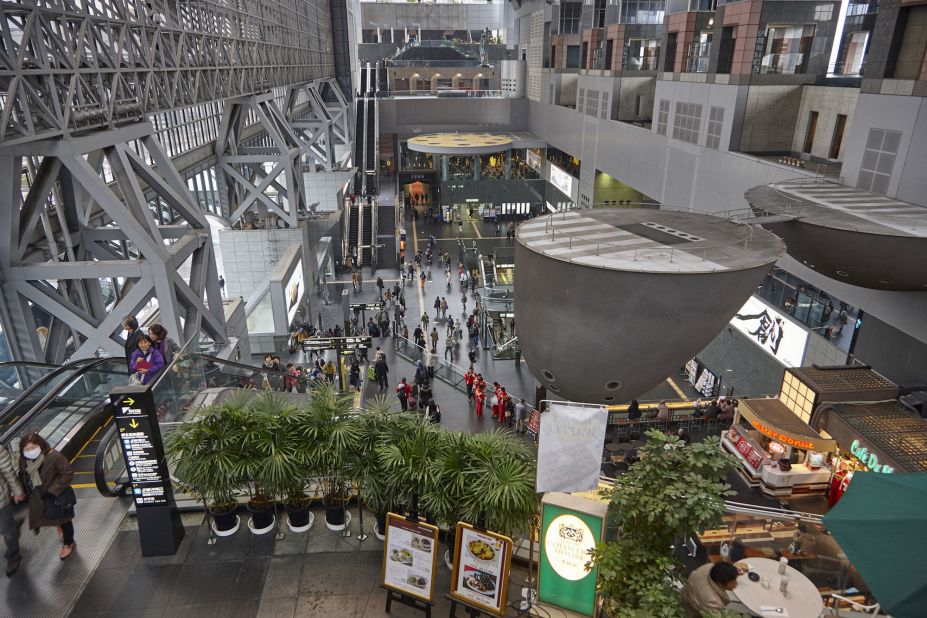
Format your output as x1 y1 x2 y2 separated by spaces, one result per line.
450 523 513 616
350 302 385 311
548 163 574 200
301 336 372 352
536 402 608 493
538 495 606 617
381 513 440 603
730 295 808 367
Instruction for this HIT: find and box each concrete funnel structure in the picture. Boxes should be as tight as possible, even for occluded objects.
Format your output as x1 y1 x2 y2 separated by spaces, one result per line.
515 209 785 404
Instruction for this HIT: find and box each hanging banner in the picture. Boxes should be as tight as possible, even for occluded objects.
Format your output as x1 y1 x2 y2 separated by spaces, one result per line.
536 402 608 493
449 523 513 616
381 513 440 603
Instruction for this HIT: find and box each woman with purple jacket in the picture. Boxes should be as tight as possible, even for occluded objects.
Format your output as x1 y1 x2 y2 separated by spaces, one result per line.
129 334 165 385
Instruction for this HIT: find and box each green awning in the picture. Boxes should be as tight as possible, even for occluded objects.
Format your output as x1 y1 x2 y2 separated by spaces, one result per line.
823 472 927 617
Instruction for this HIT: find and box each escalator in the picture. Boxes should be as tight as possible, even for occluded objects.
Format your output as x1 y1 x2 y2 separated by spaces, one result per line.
361 201 373 266
352 98 366 195
94 354 298 497
0 357 111 432
364 95 377 195
0 357 129 493
348 202 360 260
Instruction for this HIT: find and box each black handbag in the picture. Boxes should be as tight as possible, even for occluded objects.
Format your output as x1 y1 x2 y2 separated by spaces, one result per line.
43 486 77 520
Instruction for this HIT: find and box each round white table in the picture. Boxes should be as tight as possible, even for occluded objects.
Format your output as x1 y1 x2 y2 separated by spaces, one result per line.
730 557 824 618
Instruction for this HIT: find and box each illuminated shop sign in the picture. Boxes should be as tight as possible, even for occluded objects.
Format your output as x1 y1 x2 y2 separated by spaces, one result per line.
731 296 808 367
285 259 304 325
751 420 816 450
539 504 603 616
849 439 894 473
548 164 574 199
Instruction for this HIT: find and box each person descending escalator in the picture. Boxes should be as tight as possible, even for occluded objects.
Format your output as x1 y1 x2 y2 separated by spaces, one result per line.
19 433 77 561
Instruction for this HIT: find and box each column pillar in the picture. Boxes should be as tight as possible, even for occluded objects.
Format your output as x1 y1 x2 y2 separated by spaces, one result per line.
504 150 512 179
473 156 480 181
441 155 449 182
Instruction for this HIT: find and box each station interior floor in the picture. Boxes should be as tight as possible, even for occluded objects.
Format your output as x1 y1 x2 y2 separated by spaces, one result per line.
3 208 753 618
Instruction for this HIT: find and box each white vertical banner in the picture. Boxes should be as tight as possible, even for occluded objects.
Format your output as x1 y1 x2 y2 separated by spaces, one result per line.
536 402 608 493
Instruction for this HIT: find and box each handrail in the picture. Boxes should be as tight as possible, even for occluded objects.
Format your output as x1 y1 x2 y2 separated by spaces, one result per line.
0 359 83 409
0 357 123 447
534 207 758 266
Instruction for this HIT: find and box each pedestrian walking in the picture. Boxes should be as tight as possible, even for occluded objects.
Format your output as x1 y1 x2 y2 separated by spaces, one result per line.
396 378 412 411
474 385 485 419
1 442 26 575
464 368 476 402
377 276 384 295
430 327 439 350
441 297 449 319
218 275 226 297
434 297 441 318
515 399 528 433
374 356 389 391
19 433 76 560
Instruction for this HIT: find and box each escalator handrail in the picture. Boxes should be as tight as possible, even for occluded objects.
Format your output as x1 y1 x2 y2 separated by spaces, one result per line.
94 354 304 497
0 357 126 446
94 423 129 497
0 358 98 418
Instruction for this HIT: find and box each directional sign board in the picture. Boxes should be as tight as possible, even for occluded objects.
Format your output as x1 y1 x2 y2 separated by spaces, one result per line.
350 302 385 311
301 335 372 352
109 385 184 556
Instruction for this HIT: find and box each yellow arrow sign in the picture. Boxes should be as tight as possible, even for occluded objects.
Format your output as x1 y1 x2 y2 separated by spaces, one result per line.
123 397 135 406
129 419 139 429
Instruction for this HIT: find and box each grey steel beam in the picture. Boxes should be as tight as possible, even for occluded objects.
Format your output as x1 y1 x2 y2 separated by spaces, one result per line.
0 121 227 362
0 0 336 145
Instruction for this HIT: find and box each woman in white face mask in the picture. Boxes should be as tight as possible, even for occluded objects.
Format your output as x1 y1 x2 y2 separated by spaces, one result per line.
18 433 76 560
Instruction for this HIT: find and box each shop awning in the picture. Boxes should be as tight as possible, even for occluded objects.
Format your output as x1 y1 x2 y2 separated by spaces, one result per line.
823 402 927 474
738 398 836 452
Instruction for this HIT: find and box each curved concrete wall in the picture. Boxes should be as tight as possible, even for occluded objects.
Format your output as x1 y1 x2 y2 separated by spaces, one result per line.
760 221 927 291
515 242 778 403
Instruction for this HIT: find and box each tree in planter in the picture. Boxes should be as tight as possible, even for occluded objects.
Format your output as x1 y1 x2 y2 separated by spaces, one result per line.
353 399 418 536
591 431 736 617
461 429 539 538
299 382 363 528
165 400 247 532
378 414 442 517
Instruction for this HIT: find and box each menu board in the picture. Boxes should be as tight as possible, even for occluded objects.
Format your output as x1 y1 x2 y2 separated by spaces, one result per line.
450 523 513 616
694 368 717 397
729 429 766 471
526 408 541 437
685 359 700 386
381 513 439 602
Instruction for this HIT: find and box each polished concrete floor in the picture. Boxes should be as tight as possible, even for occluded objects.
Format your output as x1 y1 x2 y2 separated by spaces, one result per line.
70 508 531 618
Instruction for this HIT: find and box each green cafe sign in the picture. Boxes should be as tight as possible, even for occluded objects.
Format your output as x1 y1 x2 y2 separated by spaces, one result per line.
539 504 602 616
850 439 895 473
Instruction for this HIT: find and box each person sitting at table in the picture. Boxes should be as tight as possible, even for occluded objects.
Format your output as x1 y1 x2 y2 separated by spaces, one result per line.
627 399 642 421
680 562 740 617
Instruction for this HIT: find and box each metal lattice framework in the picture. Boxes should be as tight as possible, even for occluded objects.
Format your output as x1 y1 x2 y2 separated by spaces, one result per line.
0 0 335 145
0 121 227 362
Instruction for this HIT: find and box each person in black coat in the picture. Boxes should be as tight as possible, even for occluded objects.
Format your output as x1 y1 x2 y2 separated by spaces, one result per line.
374 357 389 391
122 316 143 365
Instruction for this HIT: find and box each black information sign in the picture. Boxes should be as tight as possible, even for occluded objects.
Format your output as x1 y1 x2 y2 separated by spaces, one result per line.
109 385 184 556
350 302 385 311
301 335 372 352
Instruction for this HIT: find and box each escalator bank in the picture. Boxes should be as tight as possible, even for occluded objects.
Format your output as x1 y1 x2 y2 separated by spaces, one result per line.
110 385 185 556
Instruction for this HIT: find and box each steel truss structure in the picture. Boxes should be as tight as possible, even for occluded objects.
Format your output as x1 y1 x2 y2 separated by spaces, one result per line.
0 122 227 362
0 0 335 146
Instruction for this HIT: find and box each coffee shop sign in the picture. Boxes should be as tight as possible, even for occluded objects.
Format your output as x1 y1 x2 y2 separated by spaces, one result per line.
850 439 894 473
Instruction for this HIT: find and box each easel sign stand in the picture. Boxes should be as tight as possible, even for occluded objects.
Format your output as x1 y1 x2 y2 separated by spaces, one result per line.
380 503 439 617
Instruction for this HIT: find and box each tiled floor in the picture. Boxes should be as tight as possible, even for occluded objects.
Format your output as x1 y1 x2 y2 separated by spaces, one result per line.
71 506 530 618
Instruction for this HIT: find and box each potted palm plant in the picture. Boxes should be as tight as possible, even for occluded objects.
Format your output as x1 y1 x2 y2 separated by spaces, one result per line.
301 383 362 531
351 397 409 539
166 403 243 536
244 393 303 535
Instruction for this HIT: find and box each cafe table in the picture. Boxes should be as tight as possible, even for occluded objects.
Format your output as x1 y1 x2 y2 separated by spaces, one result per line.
730 557 824 618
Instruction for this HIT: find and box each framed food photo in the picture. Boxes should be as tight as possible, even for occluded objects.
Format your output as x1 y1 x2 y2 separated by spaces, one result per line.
450 522 513 616
381 513 440 603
